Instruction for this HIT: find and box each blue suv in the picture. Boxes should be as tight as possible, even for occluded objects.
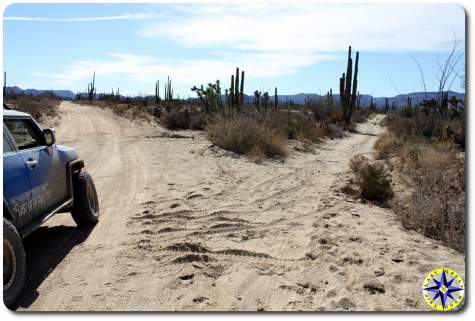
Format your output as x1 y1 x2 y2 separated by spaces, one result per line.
3 107 99 307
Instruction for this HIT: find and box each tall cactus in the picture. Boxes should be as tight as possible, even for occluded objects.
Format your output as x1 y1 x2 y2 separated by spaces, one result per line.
254 90 261 111
155 80 160 104
326 89 334 106
274 87 278 110
87 71 96 102
240 70 245 105
230 74 235 107
263 92 269 111
165 76 173 102
216 79 223 112
228 67 245 108
384 98 389 113
234 68 240 107
339 46 359 124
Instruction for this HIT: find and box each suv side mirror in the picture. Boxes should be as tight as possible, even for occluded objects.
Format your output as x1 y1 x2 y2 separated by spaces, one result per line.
43 128 56 147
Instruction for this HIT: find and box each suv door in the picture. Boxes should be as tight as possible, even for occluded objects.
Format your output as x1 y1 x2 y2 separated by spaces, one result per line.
4 117 67 225
3 127 32 228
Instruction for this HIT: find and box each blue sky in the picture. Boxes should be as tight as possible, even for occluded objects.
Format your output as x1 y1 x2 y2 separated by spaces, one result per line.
3 2 466 97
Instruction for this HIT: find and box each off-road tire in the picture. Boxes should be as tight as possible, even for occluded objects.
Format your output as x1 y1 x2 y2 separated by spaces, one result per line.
3 218 26 308
71 171 99 226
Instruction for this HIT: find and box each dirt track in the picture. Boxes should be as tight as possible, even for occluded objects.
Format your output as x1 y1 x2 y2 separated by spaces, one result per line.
16 101 464 311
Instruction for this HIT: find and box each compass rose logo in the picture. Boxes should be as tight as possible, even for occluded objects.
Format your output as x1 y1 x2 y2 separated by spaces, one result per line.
422 268 464 311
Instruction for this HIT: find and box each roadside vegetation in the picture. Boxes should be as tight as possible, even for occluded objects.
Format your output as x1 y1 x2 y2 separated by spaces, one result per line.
72 46 372 160
346 155 394 204
4 92 60 122
372 41 465 252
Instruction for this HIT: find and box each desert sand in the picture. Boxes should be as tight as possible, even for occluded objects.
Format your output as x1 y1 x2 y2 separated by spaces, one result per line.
15 101 464 311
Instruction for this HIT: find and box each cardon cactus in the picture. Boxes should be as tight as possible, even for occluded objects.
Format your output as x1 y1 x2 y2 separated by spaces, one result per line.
87 72 96 102
339 46 359 124
155 80 160 104
229 67 245 108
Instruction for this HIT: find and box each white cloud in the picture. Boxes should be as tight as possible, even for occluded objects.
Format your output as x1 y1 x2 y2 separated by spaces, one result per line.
32 51 340 95
29 2 465 95
4 13 162 22
142 3 465 53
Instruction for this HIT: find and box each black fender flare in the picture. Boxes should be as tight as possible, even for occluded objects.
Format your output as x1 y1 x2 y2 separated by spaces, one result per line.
3 199 16 223
64 159 84 209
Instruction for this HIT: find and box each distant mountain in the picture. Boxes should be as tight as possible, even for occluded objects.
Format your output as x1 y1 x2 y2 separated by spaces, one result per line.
358 91 465 108
268 91 465 107
5 86 75 100
5 86 464 108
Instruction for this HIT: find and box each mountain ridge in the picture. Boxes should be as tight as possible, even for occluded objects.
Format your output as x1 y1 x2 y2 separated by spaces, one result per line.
5 86 465 107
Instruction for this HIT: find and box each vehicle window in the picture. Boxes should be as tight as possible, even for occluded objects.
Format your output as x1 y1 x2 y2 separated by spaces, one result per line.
3 132 13 153
4 119 42 150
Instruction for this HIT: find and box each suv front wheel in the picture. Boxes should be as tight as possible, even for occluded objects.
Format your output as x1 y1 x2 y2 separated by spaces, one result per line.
71 171 100 226
3 218 26 308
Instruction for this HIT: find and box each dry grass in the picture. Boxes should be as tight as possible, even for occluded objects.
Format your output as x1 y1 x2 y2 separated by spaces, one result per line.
393 155 464 252
207 114 287 158
79 98 372 159
5 95 60 122
374 132 400 160
349 155 394 204
160 108 207 130
378 110 465 252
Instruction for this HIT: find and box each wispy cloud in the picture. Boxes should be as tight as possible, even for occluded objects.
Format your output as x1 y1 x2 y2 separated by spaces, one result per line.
27 2 465 95
4 13 162 22
142 3 464 53
32 51 340 94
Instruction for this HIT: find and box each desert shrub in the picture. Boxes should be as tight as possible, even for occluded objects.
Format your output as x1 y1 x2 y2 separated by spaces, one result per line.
398 143 457 173
349 155 393 203
394 157 465 252
111 103 129 116
374 132 400 159
379 106 465 252
383 112 418 139
383 109 465 150
159 108 206 131
207 114 286 158
5 96 60 121
160 109 191 130
324 123 345 139
266 111 334 142
352 108 373 124
189 113 207 130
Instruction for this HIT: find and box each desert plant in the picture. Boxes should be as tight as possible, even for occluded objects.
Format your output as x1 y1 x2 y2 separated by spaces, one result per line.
207 114 286 158
374 132 400 159
254 90 261 111
165 76 173 102
349 155 393 203
155 80 160 104
326 89 334 106
5 95 60 122
339 46 359 124
87 72 96 102
394 156 464 252
228 67 245 108
160 109 190 130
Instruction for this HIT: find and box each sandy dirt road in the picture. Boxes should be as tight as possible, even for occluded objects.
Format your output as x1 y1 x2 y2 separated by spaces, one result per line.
15 101 464 311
